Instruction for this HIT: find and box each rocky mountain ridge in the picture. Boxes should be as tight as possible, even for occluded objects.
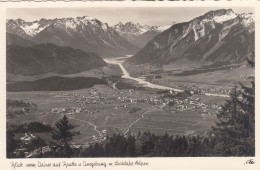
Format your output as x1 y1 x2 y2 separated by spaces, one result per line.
128 9 254 66
6 16 139 58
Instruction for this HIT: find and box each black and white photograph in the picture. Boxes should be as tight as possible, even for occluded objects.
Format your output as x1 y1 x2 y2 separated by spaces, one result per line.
3 2 256 164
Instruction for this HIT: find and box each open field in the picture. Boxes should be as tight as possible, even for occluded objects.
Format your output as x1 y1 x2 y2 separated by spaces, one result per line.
124 61 254 88
7 82 221 144
130 109 217 136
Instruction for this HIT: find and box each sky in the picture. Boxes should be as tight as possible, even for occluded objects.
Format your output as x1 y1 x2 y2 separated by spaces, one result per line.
7 7 254 26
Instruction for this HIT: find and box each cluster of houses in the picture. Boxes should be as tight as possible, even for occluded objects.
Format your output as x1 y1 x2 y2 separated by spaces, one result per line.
60 89 135 110
25 146 52 158
84 130 108 144
163 96 222 114
153 80 231 95
240 74 254 80
13 133 52 158
55 85 223 117
20 133 36 144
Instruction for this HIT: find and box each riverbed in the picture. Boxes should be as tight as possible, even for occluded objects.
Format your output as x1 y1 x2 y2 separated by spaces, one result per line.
104 56 229 98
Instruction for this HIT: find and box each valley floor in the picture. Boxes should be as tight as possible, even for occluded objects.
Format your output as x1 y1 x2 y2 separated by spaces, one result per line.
7 85 220 146
7 56 253 147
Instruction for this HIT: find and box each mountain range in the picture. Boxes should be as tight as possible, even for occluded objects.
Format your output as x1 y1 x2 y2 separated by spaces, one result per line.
7 16 171 77
7 17 174 56
113 22 174 47
6 16 139 58
128 9 255 66
6 9 255 77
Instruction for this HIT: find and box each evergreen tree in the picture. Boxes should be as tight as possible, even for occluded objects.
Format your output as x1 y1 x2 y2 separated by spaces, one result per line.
93 143 105 157
7 129 18 158
153 137 165 156
140 131 154 155
51 115 75 157
126 135 136 157
212 53 255 156
237 54 255 155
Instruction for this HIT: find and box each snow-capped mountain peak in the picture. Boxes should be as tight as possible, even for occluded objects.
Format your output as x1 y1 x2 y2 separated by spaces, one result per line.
213 11 237 23
79 15 95 21
6 16 111 37
113 22 151 36
200 9 238 24
17 21 49 37
239 13 254 26
149 22 176 32
7 18 52 37
64 19 77 29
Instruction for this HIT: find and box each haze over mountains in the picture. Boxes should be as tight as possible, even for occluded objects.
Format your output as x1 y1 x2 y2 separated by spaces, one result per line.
128 9 255 66
113 22 174 47
6 9 254 78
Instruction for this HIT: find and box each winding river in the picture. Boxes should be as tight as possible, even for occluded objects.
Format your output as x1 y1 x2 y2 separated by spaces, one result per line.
104 56 229 98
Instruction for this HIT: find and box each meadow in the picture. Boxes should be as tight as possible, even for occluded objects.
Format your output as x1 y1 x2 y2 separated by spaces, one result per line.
7 83 221 145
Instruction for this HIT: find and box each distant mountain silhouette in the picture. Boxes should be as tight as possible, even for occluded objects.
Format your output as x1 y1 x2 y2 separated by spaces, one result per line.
113 22 174 48
7 43 106 75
